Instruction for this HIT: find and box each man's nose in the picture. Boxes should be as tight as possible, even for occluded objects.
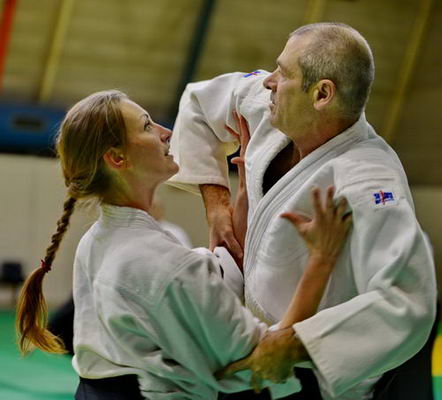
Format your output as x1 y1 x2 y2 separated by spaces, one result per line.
263 72 276 91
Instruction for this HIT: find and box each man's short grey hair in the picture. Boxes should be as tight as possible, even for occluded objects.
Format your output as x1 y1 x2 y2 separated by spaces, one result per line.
290 22 375 120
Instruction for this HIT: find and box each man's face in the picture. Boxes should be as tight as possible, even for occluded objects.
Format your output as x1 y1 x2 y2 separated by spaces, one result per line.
263 35 313 139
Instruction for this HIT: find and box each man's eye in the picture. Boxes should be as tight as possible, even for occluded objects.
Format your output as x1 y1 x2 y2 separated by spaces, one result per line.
144 121 151 131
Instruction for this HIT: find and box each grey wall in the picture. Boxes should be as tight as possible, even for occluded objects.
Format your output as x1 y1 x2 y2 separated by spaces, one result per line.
0 154 440 307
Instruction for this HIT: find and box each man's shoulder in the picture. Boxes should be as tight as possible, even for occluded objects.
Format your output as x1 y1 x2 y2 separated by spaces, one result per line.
328 139 412 209
332 138 405 185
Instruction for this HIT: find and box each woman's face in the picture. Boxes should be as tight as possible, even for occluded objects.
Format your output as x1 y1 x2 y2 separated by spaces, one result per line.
120 99 179 183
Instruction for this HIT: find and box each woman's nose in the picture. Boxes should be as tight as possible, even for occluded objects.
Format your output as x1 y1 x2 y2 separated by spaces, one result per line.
159 125 172 143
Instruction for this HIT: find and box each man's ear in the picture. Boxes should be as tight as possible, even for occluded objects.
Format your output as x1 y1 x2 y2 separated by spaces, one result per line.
103 148 126 170
312 79 336 111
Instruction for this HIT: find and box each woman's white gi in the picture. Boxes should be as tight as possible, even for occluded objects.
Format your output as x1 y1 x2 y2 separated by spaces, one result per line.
167 71 437 399
72 204 300 399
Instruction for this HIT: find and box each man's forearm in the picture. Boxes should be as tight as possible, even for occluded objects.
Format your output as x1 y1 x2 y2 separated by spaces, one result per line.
200 184 232 218
200 184 243 259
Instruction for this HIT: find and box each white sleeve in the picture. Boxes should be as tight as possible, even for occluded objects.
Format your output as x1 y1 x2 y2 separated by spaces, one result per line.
167 71 270 194
156 253 301 397
293 175 437 397
213 246 245 302
191 246 244 301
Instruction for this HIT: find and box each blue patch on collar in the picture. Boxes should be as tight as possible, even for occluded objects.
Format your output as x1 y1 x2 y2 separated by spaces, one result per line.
243 70 261 77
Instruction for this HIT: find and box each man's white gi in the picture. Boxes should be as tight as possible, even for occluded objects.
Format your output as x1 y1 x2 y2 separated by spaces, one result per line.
168 71 437 399
72 204 300 399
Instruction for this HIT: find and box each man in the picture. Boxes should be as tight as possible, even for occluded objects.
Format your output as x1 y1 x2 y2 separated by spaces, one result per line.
168 23 436 399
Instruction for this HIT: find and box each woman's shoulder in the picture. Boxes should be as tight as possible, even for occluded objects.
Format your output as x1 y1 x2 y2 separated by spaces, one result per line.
98 229 210 301
117 227 194 263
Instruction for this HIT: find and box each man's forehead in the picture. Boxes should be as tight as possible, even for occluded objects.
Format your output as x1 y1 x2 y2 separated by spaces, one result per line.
279 34 311 67
278 40 299 70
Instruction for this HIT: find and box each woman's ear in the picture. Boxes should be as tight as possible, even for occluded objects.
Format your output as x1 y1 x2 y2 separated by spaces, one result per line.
312 79 336 111
103 148 126 170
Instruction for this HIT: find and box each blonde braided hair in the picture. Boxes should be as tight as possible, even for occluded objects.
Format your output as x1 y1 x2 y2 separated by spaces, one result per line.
16 90 128 354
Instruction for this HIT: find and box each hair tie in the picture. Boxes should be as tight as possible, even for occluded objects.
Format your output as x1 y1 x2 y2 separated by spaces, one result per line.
40 259 51 273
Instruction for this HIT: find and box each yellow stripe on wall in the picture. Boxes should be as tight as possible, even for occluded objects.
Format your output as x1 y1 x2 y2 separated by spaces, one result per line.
433 336 442 376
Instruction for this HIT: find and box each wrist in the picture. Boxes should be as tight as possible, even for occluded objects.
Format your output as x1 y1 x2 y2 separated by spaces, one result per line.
308 251 336 269
207 203 232 222
280 327 310 363
199 184 232 220
291 331 310 362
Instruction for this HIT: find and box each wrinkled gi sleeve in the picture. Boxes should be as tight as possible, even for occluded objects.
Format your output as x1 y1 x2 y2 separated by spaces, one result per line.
293 167 437 397
193 246 245 301
168 71 269 194
153 252 301 398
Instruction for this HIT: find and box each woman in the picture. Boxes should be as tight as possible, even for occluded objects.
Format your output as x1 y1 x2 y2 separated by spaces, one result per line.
16 90 351 399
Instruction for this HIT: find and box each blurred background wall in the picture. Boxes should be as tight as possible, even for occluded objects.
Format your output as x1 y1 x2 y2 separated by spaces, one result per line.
0 0 440 307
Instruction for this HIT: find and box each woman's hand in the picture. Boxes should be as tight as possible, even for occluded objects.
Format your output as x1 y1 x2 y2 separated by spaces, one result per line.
200 112 251 268
281 186 352 263
277 186 352 329
224 112 251 268
225 111 250 191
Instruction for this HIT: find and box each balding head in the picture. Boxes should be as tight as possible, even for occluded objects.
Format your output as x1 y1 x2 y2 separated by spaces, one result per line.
290 23 375 120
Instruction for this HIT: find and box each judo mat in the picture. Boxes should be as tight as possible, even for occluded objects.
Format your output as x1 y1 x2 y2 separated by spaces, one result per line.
0 311 77 400
1 310 442 399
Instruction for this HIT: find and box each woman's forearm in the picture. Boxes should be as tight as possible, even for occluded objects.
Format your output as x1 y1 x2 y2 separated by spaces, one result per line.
279 253 335 329
232 186 248 250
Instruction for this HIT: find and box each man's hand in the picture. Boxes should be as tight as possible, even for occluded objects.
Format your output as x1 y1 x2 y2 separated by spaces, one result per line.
216 327 309 393
200 184 243 263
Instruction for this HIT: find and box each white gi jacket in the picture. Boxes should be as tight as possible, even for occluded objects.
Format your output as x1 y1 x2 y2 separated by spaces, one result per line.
72 204 300 400
168 71 437 399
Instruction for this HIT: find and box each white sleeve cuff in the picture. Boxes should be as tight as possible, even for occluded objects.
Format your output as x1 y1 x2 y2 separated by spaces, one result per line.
191 247 244 302
213 246 244 302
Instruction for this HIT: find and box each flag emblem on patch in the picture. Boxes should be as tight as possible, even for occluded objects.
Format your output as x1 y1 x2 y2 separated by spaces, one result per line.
373 190 395 205
243 70 261 77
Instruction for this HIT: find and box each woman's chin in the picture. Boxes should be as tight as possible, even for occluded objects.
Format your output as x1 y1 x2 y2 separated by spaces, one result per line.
173 160 179 172
166 162 180 179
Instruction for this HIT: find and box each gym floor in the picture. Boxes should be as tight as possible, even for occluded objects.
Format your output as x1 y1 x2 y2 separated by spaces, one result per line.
0 311 77 400
1 310 441 399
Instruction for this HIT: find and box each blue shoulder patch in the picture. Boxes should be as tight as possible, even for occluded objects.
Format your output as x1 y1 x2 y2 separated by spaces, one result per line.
373 191 395 205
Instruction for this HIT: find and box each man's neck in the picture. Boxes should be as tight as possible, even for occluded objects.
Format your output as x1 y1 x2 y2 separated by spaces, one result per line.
294 117 357 159
262 141 299 195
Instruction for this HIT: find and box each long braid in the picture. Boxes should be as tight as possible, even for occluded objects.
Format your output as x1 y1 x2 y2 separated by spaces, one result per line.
16 196 77 354
43 197 77 270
